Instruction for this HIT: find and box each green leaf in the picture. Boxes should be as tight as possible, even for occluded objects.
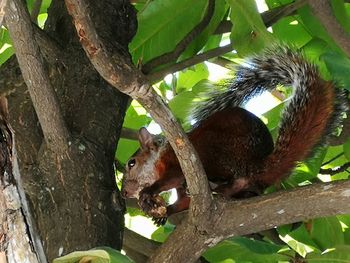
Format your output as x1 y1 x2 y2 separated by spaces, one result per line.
320 145 349 181
272 16 312 48
342 215 350 244
123 103 151 130
177 63 209 92
0 46 14 66
324 145 346 167
287 147 327 186
337 214 350 230
116 138 140 165
298 5 342 54
278 224 320 257
343 138 350 161
126 206 143 217
331 0 350 36
310 217 344 250
228 0 273 56
53 247 133 263
306 245 350 262
229 237 285 255
262 102 284 134
26 0 52 17
169 79 217 126
151 224 175 243
0 29 14 66
302 38 333 79
337 215 350 245
203 240 290 263
129 0 208 64
321 51 350 89
168 90 196 124
116 105 151 163
179 0 228 60
40 0 52 14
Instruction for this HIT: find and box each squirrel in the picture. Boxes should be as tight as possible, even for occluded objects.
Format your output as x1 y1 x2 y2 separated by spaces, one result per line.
121 46 346 225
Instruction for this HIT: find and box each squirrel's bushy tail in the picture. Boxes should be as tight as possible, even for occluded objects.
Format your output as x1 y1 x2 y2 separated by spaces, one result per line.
194 46 346 186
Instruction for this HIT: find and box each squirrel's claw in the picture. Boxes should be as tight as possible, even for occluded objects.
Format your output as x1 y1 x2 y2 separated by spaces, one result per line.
152 216 167 226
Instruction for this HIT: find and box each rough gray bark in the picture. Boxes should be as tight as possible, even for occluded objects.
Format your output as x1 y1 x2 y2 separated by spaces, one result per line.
149 180 350 263
0 0 137 261
0 96 43 262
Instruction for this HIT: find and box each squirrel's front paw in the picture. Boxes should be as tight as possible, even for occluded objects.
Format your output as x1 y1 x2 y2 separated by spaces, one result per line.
138 188 167 218
138 187 155 212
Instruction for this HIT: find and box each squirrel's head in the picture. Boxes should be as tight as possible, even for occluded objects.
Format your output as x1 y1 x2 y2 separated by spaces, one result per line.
121 127 165 199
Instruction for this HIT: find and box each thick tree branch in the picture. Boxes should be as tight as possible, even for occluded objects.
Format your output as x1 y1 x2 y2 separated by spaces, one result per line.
142 0 215 74
5 0 70 153
0 24 64 96
123 247 148 263
150 180 350 263
123 228 160 257
308 0 350 58
65 0 213 223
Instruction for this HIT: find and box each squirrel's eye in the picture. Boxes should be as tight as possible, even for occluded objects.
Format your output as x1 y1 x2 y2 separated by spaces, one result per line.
127 158 136 169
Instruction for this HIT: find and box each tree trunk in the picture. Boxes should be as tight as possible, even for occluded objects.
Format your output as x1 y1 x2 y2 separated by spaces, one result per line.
0 0 136 261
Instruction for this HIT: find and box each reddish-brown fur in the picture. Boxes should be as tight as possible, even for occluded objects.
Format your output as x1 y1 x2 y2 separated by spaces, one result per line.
257 80 335 187
129 108 273 222
121 49 343 225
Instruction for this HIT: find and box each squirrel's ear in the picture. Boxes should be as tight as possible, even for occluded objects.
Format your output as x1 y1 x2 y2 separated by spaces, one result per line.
138 127 154 150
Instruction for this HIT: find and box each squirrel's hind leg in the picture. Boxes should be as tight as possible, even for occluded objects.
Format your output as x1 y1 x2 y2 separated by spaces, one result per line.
214 177 262 199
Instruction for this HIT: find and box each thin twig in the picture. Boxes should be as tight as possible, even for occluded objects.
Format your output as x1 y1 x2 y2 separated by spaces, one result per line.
209 56 236 69
120 127 139 141
6 0 70 153
147 44 232 83
262 0 307 28
319 162 350 175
